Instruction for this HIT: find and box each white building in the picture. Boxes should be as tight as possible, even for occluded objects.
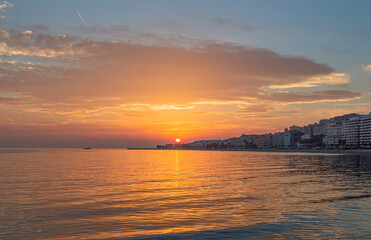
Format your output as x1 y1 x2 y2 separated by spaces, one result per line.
319 119 332 135
360 113 371 148
283 131 293 147
330 113 359 123
323 122 343 146
342 117 360 148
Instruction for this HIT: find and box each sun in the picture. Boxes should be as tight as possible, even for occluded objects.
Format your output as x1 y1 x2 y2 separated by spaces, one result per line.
175 138 181 143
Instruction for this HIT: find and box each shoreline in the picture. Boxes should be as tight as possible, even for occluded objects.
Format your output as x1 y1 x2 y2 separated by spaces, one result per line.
128 148 371 155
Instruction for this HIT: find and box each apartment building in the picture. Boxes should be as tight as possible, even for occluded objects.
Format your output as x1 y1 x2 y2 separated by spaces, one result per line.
360 113 371 148
342 117 360 147
323 122 343 146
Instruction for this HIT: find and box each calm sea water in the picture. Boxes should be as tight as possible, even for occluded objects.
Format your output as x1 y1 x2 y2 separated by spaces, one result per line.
0 149 370 239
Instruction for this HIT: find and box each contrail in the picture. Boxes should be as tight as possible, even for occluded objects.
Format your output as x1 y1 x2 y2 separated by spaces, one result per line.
75 9 87 25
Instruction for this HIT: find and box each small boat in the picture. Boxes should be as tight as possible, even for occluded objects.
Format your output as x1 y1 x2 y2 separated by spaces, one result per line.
82 147 92 150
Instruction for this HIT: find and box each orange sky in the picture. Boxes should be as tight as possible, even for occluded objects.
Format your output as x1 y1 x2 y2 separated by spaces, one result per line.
1 7 370 147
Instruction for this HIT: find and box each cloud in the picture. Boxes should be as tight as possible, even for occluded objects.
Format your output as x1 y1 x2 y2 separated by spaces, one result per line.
239 104 272 113
235 114 287 120
150 105 194 110
267 73 350 89
0 28 85 58
0 0 12 10
362 64 371 72
0 28 9 40
0 58 16 65
0 96 35 105
26 25 51 33
0 1 13 19
0 27 362 114
0 24 366 146
75 25 209 49
259 90 362 103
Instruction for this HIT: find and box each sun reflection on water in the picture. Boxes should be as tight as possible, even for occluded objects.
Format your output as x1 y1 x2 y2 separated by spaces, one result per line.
0 149 370 239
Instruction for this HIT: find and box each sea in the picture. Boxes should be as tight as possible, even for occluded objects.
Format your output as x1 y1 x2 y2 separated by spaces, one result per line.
0 148 370 239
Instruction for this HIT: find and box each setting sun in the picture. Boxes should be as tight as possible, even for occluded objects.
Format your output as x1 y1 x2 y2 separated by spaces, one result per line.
175 139 181 143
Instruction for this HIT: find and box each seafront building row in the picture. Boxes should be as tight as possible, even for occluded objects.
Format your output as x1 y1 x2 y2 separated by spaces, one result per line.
157 112 371 150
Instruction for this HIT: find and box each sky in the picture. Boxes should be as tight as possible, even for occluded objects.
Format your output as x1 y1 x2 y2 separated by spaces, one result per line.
0 0 371 147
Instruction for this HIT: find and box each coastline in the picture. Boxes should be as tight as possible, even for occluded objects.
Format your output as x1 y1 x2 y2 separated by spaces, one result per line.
127 148 371 155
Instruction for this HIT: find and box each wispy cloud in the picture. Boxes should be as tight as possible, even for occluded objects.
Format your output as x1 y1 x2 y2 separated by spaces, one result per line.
258 90 362 103
267 73 350 89
0 1 13 19
239 104 272 113
362 64 371 72
0 29 84 58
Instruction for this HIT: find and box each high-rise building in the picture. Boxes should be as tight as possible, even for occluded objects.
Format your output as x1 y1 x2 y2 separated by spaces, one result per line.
330 113 359 123
271 132 284 148
312 123 322 136
342 117 360 148
360 113 371 148
283 131 293 147
323 122 343 146
319 119 332 135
